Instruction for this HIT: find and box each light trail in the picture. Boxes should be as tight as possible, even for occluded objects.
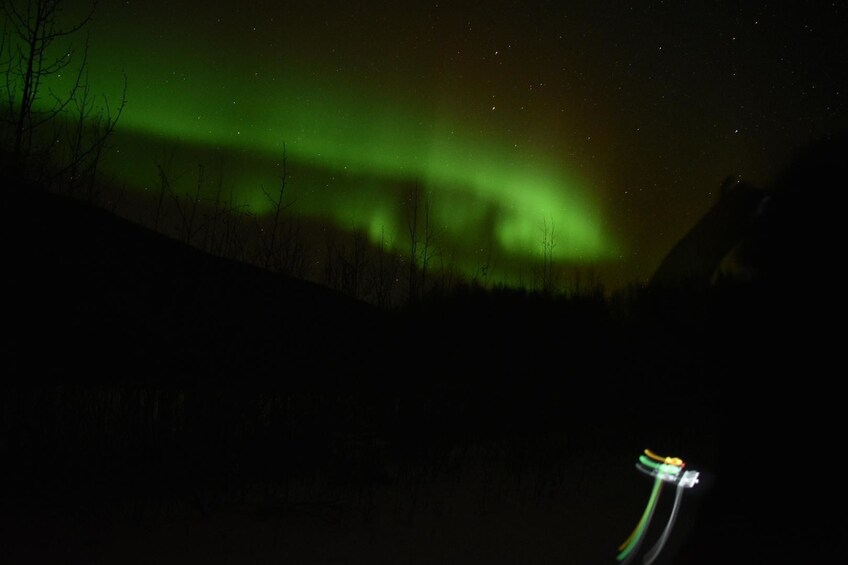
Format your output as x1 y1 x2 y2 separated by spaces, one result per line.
616 449 700 564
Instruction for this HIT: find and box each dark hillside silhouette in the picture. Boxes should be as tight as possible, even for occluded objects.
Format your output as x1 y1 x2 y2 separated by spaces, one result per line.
644 132 846 563
650 131 847 291
649 176 766 287
1 134 844 563
6 182 386 387
734 131 847 289
0 177 709 564
0 0 844 560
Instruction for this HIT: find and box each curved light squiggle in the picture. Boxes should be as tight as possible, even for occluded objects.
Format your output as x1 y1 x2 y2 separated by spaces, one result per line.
616 449 699 565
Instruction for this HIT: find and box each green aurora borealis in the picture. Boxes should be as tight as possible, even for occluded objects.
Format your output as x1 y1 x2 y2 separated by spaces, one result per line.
105 62 611 256
15 0 848 288
78 6 615 283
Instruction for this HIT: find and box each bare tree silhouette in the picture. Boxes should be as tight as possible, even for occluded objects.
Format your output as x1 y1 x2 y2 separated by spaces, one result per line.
535 215 559 293
405 181 438 302
257 144 294 270
1 0 125 185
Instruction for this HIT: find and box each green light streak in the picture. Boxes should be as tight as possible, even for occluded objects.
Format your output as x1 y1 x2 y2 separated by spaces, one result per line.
617 475 663 562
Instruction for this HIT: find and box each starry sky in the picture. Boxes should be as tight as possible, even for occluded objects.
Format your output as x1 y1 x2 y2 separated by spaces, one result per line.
40 0 848 289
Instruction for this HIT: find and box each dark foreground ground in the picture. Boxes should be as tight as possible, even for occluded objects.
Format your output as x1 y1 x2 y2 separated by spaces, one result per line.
1 187 841 564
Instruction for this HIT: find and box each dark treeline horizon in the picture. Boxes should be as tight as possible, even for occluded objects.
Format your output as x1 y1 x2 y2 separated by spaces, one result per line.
2 2 845 561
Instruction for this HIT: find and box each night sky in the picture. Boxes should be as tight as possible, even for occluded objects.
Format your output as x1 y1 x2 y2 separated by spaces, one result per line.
4 4 847 561
45 0 848 289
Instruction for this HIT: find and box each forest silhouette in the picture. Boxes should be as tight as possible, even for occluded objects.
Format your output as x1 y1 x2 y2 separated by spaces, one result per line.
1 2 844 563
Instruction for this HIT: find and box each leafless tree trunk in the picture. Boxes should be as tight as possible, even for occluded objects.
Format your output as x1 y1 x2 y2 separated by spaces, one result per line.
202 163 225 255
170 163 204 245
372 225 399 309
536 215 559 293
0 0 117 183
345 230 369 299
406 182 420 301
405 182 439 302
153 147 178 233
59 67 126 199
279 216 305 277
258 144 292 270
418 189 438 296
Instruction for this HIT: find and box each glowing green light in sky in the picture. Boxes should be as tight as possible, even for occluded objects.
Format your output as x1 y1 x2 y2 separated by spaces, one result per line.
27 6 619 282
